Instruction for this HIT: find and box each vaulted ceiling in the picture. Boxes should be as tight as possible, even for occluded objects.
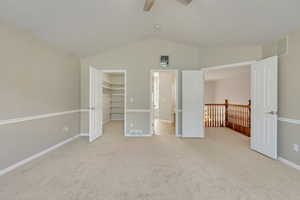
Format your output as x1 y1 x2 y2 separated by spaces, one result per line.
1 0 300 56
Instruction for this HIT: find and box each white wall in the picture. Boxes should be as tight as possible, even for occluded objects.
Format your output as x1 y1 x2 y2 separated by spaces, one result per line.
205 72 251 105
159 72 176 122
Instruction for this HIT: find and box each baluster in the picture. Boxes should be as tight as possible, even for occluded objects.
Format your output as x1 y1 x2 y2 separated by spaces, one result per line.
218 105 220 127
212 105 214 127
216 105 218 127
209 105 211 127
217 106 220 127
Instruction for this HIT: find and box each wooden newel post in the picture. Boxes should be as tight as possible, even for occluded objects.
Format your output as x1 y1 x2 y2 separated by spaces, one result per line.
248 99 251 128
225 99 228 127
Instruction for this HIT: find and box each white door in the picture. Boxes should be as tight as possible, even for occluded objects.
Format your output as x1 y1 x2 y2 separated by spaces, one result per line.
182 70 204 138
251 56 278 159
151 72 156 135
89 67 103 142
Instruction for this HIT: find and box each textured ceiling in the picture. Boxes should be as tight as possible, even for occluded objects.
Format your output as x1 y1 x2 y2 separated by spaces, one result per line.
1 0 300 56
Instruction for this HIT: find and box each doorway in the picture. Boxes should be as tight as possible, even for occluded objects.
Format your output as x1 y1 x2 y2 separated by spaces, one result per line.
181 57 278 159
198 57 278 159
150 70 178 137
89 68 126 142
204 64 252 137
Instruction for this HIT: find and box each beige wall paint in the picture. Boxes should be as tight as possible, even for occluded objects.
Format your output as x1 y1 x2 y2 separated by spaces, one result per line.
200 45 262 67
204 81 216 104
0 23 81 170
207 72 251 105
262 29 300 166
80 39 261 134
80 39 201 134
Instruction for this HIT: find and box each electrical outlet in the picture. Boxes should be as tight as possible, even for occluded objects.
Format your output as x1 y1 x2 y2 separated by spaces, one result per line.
293 144 299 152
63 126 69 132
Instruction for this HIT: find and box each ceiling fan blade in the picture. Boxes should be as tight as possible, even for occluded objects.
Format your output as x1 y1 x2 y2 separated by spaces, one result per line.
144 0 155 11
177 0 192 5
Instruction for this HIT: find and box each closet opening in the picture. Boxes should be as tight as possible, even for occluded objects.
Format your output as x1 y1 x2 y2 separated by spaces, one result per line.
150 70 178 137
102 70 126 137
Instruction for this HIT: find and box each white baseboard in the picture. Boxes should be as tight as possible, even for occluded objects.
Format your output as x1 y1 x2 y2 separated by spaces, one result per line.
80 133 89 137
125 134 152 137
0 134 80 177
278 157 300 171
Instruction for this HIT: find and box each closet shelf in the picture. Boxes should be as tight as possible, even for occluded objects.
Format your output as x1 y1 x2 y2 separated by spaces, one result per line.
103 86 124 90
103 80 124 86
112 94 124 96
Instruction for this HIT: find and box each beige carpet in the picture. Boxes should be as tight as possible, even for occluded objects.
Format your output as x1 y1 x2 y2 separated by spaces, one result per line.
0 121 300 200
154 119 175 136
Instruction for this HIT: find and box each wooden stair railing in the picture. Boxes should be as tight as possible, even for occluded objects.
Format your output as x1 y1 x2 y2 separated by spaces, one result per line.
205 99 251 137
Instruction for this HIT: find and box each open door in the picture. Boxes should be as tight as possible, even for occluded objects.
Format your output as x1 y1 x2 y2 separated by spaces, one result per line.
150 72 156 135
89 67 103 142
251 56 278 159
182 70 204 138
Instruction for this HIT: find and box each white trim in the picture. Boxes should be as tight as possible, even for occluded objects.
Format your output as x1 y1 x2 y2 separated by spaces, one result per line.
202 60 257 71
0 135 80 176
278 157 300 171
0 110 81 126
150 69 179 137
80 109 89 112
89 68 127 138
278 117 300 125
125 134 152 137
80 133 89 137
127 109 151 113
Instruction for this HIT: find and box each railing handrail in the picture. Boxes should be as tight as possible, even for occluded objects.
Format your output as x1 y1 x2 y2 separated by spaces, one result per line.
205 99 251 137
205 103 250 107
228 104 250 108
205 103 225 106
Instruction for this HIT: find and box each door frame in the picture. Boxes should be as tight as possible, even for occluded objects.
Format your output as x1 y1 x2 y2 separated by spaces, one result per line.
201 60 256 138
89 67 127 137
202 59 278 159
150 69 179 137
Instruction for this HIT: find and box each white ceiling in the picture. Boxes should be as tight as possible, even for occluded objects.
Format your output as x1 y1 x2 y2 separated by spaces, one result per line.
1 0 300 56
205 65 250 81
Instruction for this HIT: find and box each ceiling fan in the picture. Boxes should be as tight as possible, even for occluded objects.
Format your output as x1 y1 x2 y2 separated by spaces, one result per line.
144 0 192 12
